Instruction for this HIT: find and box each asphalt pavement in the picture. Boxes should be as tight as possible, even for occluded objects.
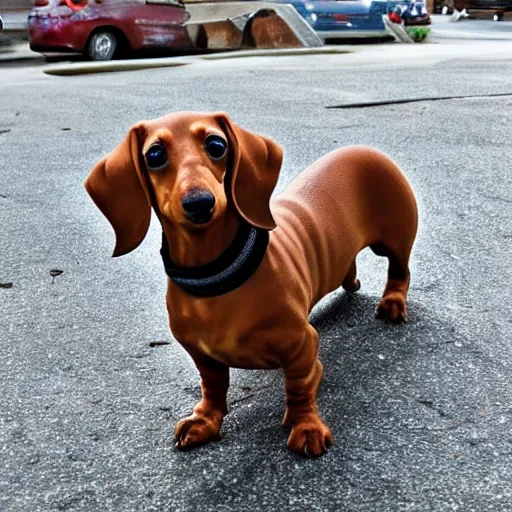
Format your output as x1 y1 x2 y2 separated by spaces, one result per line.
1 27 512 512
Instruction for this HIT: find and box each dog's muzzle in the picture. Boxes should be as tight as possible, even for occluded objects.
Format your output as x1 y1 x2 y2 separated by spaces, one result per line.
181 190 215 224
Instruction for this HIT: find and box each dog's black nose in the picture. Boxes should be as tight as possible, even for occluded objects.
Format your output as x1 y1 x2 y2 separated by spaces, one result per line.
182 190 215 224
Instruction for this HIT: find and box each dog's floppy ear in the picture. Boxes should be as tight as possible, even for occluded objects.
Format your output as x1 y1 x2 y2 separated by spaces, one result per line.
84 124 151 257
216 113 282 230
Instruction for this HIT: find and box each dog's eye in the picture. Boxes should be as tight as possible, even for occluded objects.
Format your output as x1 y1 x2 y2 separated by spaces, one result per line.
145 143 168 171
204 134 227 161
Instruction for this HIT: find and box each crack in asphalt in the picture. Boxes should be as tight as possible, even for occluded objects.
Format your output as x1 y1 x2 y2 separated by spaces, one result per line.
326 92 512 109
230 383 277 406
417 399 450 418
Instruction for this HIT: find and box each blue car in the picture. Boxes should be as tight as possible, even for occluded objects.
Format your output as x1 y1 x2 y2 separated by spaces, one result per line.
272 0 409 41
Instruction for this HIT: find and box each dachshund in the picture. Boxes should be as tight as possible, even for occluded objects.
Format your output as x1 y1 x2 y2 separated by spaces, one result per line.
85 111 418 457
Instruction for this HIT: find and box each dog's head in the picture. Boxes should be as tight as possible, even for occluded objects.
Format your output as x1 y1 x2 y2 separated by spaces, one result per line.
85 112 283 256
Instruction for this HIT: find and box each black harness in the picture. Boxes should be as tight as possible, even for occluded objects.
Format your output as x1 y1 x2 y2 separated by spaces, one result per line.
160 221 269 298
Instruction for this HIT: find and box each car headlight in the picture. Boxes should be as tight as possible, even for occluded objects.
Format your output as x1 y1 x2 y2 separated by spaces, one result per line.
310 12 318 22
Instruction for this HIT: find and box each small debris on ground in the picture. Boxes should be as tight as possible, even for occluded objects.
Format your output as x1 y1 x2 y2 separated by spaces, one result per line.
149 341 171 348
0 283 13 289
50 269 64 284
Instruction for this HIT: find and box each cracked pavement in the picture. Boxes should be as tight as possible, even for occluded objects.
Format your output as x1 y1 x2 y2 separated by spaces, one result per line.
1 39 512 511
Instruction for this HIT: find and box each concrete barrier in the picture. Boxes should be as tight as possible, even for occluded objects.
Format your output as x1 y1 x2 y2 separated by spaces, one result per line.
186 1 322 49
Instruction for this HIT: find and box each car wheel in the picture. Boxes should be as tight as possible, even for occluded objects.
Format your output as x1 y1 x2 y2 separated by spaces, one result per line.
88 31 117 61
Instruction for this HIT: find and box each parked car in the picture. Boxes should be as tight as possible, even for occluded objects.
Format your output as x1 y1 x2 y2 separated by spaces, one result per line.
0 15 3 32
271 0 412 41
28 0 193 60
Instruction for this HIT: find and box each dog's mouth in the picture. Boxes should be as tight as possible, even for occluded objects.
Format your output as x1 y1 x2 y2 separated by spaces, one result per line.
185 210 214 225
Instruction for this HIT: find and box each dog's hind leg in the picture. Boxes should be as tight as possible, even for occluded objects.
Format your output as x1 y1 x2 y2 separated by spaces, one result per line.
341 259 361 293
371 243 411 323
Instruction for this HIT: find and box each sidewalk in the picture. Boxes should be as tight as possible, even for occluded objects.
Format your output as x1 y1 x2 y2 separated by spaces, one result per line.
429 14 512 41
0 9 32 58
0 41 41 61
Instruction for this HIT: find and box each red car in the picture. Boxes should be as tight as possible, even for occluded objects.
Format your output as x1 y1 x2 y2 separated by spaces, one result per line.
29 0 193 60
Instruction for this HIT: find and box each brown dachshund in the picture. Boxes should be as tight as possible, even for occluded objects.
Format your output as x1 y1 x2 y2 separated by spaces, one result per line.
85 111 418 457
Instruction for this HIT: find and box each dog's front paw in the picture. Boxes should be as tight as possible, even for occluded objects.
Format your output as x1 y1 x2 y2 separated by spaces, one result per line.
287 419 333 458
376 292 408 323
174 415 221 450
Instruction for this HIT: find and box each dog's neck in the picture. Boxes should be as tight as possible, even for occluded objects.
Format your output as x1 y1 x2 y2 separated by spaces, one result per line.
161 209 241 268
159 208 270 297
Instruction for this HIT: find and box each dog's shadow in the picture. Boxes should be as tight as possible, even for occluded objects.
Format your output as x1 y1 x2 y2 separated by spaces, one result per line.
224 288 451 453
312 290 419 409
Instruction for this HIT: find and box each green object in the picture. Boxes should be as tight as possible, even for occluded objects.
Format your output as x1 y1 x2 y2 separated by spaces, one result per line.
406 26 430 43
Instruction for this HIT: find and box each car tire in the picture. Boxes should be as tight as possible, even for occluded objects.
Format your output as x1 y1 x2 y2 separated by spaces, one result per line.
88 31 118 61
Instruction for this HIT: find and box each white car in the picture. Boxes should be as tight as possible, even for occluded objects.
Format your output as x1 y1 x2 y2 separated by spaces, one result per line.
0 15 4 32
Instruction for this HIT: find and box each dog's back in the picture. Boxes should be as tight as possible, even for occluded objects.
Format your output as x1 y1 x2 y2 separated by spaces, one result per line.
271 146 418 309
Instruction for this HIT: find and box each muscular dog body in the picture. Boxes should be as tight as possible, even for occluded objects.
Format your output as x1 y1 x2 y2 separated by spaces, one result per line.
86 112 417 457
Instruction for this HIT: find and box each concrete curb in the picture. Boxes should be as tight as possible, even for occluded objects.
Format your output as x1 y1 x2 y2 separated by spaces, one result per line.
0 52 42 63
200 46 351 60
44 58 192 76
429 28 512 40
43 46 353 76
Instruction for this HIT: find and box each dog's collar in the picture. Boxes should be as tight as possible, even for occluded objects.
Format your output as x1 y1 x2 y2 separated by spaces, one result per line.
160 221 269 297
